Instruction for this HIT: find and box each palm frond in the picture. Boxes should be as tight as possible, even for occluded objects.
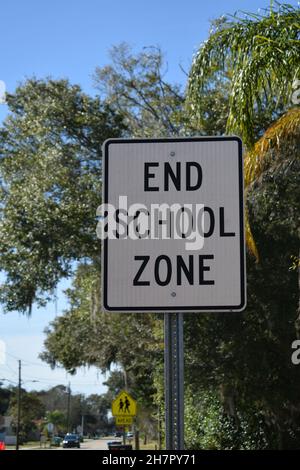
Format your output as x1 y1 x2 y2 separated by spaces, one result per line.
187 4 300 147
245 107 300 187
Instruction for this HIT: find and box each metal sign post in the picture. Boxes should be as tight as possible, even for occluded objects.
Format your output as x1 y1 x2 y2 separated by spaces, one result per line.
164 312 184 450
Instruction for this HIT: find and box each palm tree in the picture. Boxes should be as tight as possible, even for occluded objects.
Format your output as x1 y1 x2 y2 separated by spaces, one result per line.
187 2 300 257
187 4 300 443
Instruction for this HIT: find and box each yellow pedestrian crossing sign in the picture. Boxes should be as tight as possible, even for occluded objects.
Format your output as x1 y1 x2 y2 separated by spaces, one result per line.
112 390 137 417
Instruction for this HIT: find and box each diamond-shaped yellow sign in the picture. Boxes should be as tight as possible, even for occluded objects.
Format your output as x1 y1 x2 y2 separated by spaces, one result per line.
112 390 137 417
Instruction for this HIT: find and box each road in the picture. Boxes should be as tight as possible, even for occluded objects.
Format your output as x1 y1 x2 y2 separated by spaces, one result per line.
21 438 120 451
62 437 136 450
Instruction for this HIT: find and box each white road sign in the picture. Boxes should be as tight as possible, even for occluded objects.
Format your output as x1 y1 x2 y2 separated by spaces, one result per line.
101 137 246 312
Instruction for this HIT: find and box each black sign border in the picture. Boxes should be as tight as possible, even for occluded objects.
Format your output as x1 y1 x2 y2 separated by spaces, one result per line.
103 136 246 312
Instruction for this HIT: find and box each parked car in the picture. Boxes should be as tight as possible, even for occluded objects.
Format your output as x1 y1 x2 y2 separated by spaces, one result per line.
126 432 133 439
51 436 62 447
114 431 123 437
62 433 80 448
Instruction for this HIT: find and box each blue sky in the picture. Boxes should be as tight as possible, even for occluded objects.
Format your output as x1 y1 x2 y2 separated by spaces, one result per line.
0 0 298 396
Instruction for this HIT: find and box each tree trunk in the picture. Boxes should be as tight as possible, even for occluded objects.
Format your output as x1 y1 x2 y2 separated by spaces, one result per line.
295 249 300 338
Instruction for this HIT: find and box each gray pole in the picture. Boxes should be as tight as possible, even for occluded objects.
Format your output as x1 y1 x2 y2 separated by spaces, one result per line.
16 360 21 450
164 313 184 450
123 367 128 390
81 414 84 437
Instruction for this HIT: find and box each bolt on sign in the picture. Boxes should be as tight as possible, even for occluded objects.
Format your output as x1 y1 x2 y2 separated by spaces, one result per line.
112 390 137 417
101 137 246 312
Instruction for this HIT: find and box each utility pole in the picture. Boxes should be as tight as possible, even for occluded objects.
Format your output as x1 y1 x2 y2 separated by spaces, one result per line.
66 382 71 433
123 369 128 446
81 414 84 437
123 368 128 391
16 360 21 450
